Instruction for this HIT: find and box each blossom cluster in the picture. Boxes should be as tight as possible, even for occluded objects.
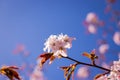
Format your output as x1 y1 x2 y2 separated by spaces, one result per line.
85 12 103 34
96 59 120 80
43 34 75 57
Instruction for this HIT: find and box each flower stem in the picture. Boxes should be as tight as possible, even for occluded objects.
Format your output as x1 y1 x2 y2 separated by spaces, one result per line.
63 56 111 72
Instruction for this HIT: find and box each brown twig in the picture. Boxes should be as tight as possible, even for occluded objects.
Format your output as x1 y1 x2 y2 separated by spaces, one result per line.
63 56 111 72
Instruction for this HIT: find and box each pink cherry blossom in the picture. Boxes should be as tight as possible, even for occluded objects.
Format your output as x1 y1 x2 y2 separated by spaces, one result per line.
118 53 120 59
43 35 58 52
97 59 120 80
113 32 120 45
77 67 89 78
87 24 97 34
43 34 75 57
85 12 103 34
99 44 109 54
13 44 25 54
86 12 98 24
30 66 45 80
58 34 75 49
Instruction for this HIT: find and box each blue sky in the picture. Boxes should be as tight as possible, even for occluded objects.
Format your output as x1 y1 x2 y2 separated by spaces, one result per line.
0 0 120 80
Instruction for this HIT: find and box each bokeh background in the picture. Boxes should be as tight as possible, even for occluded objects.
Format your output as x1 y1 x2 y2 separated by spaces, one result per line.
0 0 120 80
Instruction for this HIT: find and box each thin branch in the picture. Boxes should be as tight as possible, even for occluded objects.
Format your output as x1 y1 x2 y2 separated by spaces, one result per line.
63 56 111 72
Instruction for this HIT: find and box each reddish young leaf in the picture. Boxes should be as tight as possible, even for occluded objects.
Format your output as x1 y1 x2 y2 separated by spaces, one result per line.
60 66 71 77
82 50 98 65
94 74 104 80
0 66 21 80
60 64 77 80
82 52 91 58
38 52 53 67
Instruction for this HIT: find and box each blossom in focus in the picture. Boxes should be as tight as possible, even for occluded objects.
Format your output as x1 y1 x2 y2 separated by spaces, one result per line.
77 67 89 78
39 34 75 67
113 32 120 45
99 44 109 54
43 34 75 57
107 59 120 80
96 59 120 80
111 60 120 72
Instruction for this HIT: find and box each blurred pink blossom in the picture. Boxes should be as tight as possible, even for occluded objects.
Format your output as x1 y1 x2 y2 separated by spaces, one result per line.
77 67 89 78
99 44 109 54
84 12 104 34
118 53 120 59
30 58 45 80
30 66 45 80
13 44 25 54
104 5 111 13
87 24 97 34
86 12 98 24
13 44 30 56
113 32 120 45
23 51 30 57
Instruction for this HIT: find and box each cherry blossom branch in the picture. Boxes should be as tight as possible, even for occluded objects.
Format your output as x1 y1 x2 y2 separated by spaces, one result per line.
63 56 111 72
41 34 115 80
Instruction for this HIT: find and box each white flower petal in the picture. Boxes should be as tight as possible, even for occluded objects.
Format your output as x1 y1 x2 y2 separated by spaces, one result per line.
43 34 75 58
